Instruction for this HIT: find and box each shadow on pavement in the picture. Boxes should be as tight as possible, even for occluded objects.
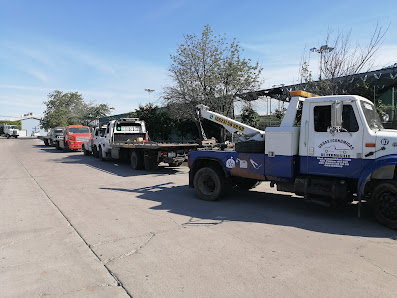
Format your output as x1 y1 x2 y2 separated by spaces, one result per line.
35 144 181 177
101 183 397 239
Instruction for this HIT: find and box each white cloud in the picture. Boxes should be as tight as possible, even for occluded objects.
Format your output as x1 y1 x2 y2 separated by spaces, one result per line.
373 45 397 69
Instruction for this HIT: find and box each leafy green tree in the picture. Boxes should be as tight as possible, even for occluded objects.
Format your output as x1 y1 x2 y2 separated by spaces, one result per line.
240 104 259 128
163 25 262 139
41 91 113 129
131 103 174 141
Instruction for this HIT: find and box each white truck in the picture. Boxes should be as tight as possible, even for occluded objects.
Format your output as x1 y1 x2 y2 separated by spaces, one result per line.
2 124 20 138
82 125 107 157
189 90 397 229
96 118 198 170
42 127 64 146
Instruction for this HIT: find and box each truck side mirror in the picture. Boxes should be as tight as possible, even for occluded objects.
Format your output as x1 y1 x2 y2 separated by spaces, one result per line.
331 101 343 128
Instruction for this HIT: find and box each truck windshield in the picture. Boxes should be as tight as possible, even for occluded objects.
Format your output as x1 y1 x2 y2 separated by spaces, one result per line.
9 125 18 129
360 101 383 130
69 127 90 134
54 129 63 133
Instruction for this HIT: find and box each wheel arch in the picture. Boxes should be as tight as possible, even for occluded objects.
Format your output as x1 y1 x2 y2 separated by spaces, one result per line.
358 156 397 202
189 157 228 188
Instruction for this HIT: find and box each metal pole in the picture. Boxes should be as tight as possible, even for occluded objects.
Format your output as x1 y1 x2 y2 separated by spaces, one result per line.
391 87 395 122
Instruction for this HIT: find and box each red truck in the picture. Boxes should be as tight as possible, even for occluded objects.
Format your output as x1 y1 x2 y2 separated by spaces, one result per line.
55 125 91 151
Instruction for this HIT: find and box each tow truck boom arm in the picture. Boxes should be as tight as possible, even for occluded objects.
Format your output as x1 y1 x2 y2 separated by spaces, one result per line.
196 104 265 141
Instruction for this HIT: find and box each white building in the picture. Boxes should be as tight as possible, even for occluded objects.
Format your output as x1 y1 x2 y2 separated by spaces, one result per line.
14 113 47 137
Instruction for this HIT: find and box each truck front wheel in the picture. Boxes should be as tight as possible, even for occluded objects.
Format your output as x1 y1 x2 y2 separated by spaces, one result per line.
99 147 105 161
44 138 49 146
371 182 397 229
83 144 91 156
193 167 224 201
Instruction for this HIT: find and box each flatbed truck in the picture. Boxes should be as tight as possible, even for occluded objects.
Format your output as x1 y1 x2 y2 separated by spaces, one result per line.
97 118 198 170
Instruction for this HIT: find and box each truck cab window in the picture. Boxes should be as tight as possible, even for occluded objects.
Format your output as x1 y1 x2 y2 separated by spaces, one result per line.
314 105 331 132
342 105 359 132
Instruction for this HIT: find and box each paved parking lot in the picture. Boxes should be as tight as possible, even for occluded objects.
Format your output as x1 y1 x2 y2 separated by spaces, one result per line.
1 138 397 297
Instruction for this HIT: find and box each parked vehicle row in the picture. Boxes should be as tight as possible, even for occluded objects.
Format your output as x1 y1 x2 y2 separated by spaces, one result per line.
40 118 198 170
83 118 198 170
34 89 397 229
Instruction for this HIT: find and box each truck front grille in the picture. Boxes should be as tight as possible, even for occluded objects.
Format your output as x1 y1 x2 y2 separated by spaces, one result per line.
76 136 90 142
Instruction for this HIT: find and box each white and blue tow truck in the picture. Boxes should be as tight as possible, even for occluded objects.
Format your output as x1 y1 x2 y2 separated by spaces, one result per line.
189 90 397 229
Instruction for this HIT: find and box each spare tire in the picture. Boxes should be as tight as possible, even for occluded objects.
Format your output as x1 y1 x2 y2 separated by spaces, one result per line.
235 141 265 153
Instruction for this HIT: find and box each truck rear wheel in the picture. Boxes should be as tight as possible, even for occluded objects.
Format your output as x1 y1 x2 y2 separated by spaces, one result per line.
64 142 70 152
131 151 144 170
193 167 224 201
371 182 397 229
44 138 49 146
144 154 159 170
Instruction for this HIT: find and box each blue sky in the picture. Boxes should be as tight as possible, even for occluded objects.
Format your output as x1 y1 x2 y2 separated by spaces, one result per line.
0 0 396 118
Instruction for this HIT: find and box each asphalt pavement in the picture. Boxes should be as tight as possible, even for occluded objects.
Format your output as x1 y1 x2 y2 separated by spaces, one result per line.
1 137 397 297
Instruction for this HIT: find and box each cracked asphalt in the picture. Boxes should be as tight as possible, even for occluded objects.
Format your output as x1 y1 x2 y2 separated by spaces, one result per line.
1 138 397 297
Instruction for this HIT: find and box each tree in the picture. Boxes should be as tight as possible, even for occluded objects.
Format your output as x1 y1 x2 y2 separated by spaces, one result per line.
299 24 388 96
163 25 262 139
240 104 259 128
131 103 174 141
41 91 113 129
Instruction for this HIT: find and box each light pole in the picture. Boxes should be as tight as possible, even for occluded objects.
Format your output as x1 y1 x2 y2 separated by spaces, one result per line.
310 45 334 80
144 88 155 94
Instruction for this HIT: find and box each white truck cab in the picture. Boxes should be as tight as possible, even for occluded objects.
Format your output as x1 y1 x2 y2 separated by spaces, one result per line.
3 124 20 139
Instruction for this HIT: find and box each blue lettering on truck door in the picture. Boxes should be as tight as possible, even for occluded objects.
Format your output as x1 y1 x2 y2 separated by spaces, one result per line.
301 103 365 178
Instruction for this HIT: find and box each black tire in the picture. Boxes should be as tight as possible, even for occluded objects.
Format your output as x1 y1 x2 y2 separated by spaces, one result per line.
235 141 265 153
49 139 53 146
6 134 10 139
193 167 224 201
99 147 105 161
371 182 397 229
55 141 61 150
131 151 144 170
93 146 98 158
44 139 49 146
64 141 70 152
144 153 159 170
14 136 18 138
83 144 91 156
233 177 261 190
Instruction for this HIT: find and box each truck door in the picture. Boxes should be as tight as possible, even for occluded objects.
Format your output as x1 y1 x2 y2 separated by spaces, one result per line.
303 101 364 178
